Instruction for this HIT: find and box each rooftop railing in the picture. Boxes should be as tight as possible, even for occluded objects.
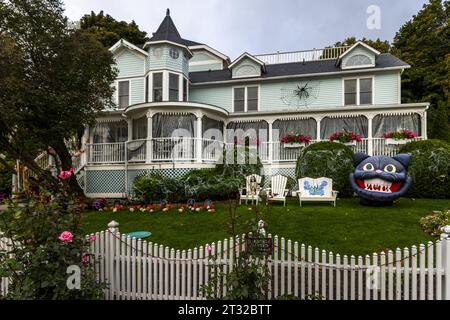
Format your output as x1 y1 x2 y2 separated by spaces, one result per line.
254 46 351 65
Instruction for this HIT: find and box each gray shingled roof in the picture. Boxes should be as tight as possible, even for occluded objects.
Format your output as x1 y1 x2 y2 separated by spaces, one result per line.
148 9 202 47
189 53 409 84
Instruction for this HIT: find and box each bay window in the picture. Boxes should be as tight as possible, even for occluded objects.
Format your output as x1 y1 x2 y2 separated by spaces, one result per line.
152 72 163 102
169 73 179 101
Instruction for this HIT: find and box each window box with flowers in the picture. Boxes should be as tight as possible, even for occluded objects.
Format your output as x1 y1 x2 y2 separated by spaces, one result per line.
280 134 312 148
329 130 362 146
383 129 417 145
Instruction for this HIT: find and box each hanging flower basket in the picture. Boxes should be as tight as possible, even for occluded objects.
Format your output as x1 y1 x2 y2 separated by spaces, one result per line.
328 130 362 146
384 129 417 145
280 133 311 148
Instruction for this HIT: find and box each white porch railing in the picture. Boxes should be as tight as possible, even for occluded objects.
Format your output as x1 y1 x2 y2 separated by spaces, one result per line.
85 137 424 165
255 46 350 64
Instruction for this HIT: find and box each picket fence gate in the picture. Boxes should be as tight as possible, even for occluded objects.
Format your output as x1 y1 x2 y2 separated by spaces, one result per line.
2 222 450 300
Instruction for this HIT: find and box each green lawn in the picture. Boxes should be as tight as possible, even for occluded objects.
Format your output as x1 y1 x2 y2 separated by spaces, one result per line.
82 198 450 256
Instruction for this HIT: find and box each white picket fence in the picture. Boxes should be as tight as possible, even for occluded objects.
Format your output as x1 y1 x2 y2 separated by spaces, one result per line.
86 223 450 300
2 224 450 300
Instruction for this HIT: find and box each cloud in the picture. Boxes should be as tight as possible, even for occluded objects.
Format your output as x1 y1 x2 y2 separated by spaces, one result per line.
63 0 428 59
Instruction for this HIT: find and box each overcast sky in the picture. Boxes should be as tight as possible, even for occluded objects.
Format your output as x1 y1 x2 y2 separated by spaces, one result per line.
63 0 428 59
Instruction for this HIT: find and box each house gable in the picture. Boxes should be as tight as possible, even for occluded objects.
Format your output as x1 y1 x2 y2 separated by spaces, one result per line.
338 42 379 70
229 53 265 79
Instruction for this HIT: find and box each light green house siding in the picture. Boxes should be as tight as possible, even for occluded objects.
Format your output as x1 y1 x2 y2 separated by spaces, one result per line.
190 52 214 62
189 86 233 111
190 51 224 72
260 78 342 111
342 46 376 67
147 44 189 77
374 71 400 105
231 58 261 78
115 50 145 78
190 63 223 72
130 78 145 105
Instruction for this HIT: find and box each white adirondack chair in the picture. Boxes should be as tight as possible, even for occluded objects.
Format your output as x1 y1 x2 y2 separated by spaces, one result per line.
239 174 262 205
265 175 289 206
296 177 338 207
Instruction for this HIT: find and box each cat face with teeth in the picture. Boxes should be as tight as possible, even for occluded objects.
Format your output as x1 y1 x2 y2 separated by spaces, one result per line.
349 152 412 205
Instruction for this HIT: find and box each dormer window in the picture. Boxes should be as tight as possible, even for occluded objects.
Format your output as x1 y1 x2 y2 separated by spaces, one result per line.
344 54 372 68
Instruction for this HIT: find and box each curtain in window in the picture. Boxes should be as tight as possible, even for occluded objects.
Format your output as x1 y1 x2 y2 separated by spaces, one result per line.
152 113 196 138
132 116 147 140
372 114 421 138
320 116 368 139
272 118 317 140
226 121 268 143
202 116 224 141
93 120 128 143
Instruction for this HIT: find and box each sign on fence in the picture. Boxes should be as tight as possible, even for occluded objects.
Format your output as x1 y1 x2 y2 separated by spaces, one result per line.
245 237 273 256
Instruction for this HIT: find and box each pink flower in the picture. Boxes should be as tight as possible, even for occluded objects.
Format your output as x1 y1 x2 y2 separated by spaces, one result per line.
58 170 72 180
82 255 90 264
89 235 96 242
207 245 212 254
59 231 73 243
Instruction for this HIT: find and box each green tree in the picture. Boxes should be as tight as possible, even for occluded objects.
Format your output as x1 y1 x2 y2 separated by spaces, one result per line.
332 37 391 53
0 0 117 195
80 10 149 48
391 0 450 137
430 100 450 142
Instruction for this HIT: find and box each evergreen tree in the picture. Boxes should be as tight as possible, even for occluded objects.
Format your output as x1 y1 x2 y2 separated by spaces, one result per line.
332 37 391 53
391 0 449 138
80 11 149 48
430 100 450 142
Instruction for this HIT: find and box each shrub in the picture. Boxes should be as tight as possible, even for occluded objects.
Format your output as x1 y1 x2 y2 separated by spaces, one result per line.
295 141 354 197
132 145 265 203
398 139 450 198
132 172 184 204
420 209 450 237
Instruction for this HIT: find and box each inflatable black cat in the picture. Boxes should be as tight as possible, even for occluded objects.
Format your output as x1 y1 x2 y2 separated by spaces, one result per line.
349 152 412 206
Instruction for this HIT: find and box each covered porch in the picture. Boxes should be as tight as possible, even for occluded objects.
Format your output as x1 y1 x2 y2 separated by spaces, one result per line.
82 102 428 165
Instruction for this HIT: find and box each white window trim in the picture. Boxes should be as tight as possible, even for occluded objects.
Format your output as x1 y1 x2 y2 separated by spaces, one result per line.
232 85 261 112
342 76 374 106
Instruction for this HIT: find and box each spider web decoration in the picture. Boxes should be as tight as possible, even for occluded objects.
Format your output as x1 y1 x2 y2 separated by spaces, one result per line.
280 81 321 108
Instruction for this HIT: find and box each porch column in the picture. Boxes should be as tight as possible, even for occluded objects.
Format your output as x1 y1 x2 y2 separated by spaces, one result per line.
421 111 427 139
367 114 374 156
196 113 203 163
146 112 153 163
267 120 273 164
127 119 133 141
315 116 323 141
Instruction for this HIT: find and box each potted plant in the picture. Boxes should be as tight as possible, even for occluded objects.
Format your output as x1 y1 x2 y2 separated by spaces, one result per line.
328 130 362 146
280 133 312 148
383 129 417 145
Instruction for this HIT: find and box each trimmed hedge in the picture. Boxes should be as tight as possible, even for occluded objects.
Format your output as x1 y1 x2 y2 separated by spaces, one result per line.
295 141 354 197
398 139 450 198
